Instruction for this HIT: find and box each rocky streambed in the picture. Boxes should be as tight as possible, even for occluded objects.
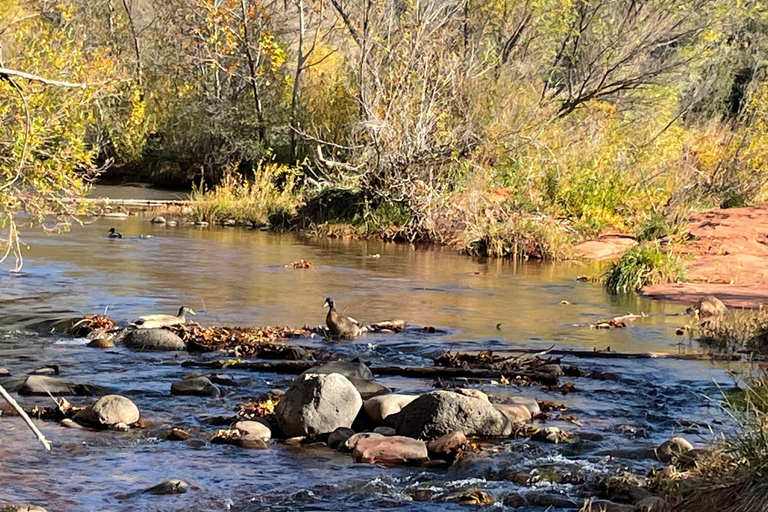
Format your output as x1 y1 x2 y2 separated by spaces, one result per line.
0 316 733 512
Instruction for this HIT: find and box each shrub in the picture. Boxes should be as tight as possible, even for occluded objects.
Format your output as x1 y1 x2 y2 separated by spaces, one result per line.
603 243 687 294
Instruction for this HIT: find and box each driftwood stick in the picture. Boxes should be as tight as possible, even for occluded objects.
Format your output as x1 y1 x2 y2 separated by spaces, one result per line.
180 360 560 385
501 348 739 361
0 383 51 450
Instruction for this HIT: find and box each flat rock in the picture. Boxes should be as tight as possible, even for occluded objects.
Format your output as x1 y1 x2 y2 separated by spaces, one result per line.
124 328 186 351
233 420 271 442
299 361 373 381
363 394 419 423
0 368 10 377
18 375 98 396
395 390 511 440
74 395 140 427
352 434 428 464
341 432 382 452
494 404 532 424
171 376 219 397
275 373 362 437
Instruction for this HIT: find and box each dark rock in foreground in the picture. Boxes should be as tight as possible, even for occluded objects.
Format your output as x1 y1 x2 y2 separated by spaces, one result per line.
395 390 511 440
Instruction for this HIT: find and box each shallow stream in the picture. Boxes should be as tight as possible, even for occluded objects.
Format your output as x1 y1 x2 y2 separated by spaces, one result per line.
0 200 738 511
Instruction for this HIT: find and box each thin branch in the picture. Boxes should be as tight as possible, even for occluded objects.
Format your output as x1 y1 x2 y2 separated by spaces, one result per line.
0 383 50 450
0 67 85 88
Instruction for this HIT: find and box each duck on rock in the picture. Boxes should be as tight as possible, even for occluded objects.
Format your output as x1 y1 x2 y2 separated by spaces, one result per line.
323 298 360 339
132 306 195 329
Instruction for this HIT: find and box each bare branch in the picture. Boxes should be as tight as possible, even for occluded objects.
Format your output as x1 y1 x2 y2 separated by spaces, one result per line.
0 67 86 88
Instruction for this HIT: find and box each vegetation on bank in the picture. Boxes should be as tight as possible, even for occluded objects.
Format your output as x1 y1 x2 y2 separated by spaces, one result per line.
602 243 687 294
4 0 768 264
698 308 768 354
657 370 768 512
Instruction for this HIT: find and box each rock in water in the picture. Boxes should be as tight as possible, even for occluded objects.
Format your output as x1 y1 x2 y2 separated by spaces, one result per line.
363 394 418 423
171 376 219 397
17 375 100 396
123 328 186 351
299 361 373 381
143 479 189 495
352 435 428 464
327 427 356 449
494 404 532 424
655 436 694 463
74 395 140 427
395 391 511 440
233 419 271 442
687 295 728 318
275 373 362 437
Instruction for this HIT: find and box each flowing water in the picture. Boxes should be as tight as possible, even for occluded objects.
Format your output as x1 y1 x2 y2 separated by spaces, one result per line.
0 197 740 511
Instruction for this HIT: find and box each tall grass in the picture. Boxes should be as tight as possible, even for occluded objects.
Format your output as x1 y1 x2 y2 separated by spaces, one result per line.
698 308 768 354
189 161 303 227
603 243 687 294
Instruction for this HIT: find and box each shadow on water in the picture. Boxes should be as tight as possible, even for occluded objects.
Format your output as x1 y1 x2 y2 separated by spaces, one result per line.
0 210 739 511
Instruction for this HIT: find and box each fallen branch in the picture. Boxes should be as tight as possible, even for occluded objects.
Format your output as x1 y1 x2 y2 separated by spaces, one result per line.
0 383 52 450
180 360 560 385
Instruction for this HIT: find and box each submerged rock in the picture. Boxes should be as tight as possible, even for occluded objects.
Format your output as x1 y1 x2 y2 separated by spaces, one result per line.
143 479 189 495
123 328 186 351
73 395 140 428
171 376 219 397
352 434 428 464
655 437 694 463
275 373 362 437
395 390 511 440
363 394 418 423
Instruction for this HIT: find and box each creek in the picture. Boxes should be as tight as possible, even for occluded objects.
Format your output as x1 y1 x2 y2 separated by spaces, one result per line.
0 193 737 511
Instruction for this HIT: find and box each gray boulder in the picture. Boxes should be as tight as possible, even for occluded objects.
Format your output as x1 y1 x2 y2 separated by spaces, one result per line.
300 361 373 381
124 328 186 351
395 390 512 440
348 377 390 399
170 376 219 397
74 395 140 427
275 373 362 437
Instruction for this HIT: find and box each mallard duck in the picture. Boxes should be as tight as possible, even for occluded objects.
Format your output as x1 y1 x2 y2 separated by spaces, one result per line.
108 228 124 239
132 306 195 329
323 298 360 338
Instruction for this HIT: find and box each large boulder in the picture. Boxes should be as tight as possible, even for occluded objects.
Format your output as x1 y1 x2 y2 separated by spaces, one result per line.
275 373 362 437
363 394 418 423
352 434 428 464
74 395 140 427
123 328 186 351
299 361 373 381
395 391 511 440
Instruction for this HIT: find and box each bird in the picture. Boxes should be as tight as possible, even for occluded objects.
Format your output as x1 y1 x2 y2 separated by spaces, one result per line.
131 306 195 329
323 297 360 338
108 228 123 239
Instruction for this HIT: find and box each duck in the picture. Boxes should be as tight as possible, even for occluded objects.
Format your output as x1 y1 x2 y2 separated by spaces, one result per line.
108 228 124 239
323 297 360 338
132 306 195 329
